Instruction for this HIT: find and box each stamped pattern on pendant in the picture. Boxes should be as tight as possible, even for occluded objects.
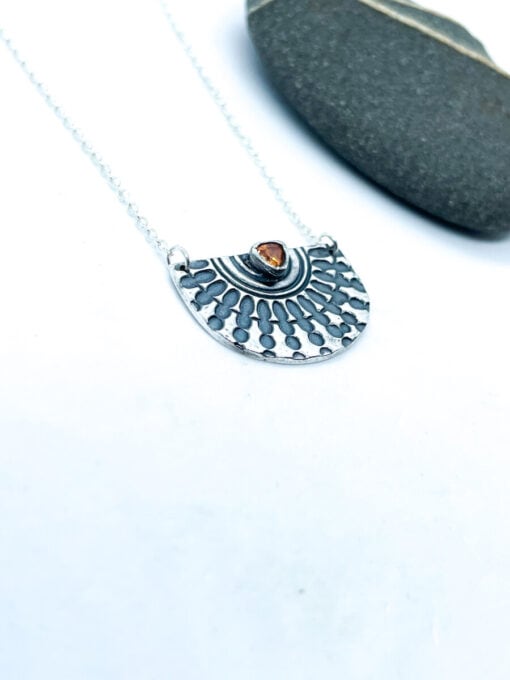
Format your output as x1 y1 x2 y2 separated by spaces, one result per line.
169 242 370 364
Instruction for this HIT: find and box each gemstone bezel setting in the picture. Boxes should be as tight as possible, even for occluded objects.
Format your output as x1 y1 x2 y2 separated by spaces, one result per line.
249 240 290 279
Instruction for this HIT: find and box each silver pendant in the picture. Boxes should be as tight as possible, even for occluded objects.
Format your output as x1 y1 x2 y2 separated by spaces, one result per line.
169 240 369 364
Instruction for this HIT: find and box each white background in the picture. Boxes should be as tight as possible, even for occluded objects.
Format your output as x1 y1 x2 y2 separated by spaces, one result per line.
1 1 509 678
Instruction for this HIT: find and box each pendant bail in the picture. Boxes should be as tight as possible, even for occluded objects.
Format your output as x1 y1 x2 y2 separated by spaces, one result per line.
167 245 190 272
319 233 338 253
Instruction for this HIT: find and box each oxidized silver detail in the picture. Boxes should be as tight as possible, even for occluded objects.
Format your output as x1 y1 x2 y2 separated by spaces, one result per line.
169 242 370 364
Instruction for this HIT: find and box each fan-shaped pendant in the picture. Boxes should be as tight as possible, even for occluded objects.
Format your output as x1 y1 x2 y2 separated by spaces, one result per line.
169 241 369 364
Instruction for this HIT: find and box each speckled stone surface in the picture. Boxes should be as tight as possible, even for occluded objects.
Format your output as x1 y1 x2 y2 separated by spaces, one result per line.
247 0 510 234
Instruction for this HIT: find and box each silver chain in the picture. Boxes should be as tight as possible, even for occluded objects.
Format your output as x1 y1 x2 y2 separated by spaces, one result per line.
0 1 318 265
159 1 317 245
0 29 169 260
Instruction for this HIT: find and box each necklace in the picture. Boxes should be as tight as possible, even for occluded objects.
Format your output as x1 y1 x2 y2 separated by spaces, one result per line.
0 1 369 365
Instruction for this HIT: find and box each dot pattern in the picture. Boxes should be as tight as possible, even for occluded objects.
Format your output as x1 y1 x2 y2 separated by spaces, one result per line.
170 244 370 364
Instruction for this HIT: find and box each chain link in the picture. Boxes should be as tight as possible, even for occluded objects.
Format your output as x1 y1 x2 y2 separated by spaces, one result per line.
0 2 318 263
0 27 170 260
159 1 318 244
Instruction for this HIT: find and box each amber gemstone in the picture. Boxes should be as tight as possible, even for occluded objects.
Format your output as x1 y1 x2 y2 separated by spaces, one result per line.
256 242 286 268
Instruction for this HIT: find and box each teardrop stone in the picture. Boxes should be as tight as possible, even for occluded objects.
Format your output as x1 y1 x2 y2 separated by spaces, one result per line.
257 242 286 267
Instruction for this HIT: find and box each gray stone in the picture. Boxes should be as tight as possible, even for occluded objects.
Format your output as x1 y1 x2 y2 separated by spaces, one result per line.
247 0 510 235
